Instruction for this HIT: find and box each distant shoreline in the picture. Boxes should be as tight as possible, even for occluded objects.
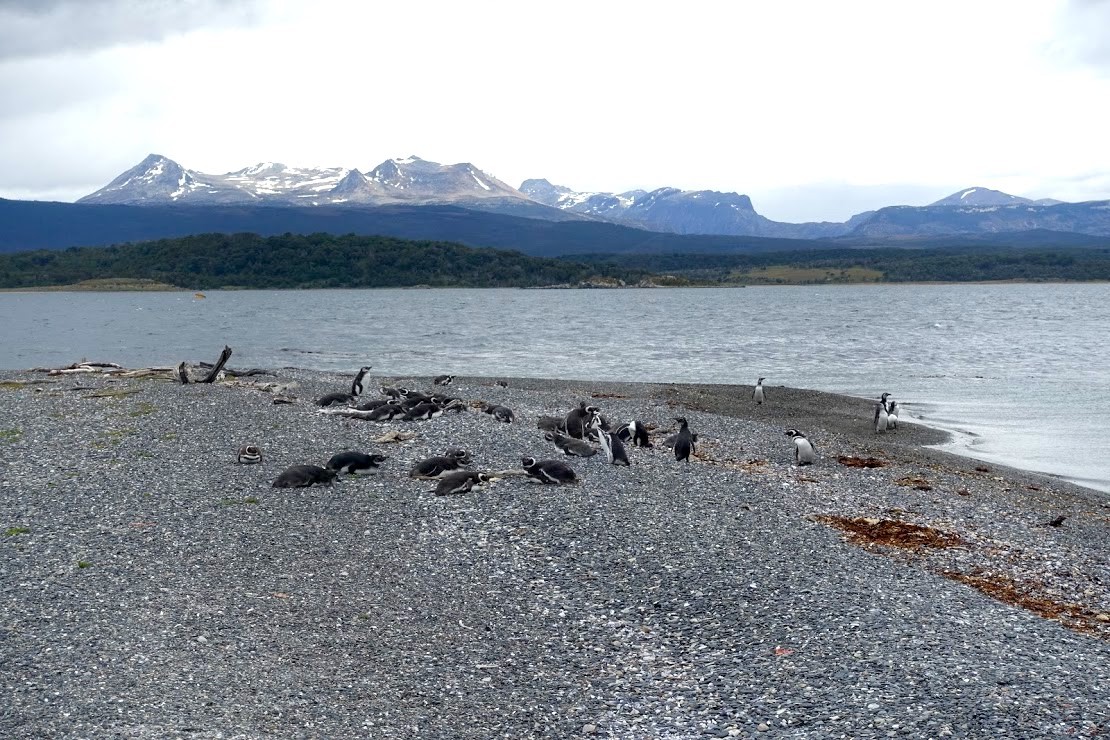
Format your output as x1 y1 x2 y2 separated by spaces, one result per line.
3 278 1110 293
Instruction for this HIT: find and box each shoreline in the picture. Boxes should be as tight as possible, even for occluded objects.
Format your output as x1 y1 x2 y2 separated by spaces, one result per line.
1 366 1107 737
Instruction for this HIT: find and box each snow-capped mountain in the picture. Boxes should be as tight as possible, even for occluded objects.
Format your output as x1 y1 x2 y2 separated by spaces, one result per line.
519 179 856 239
79 154 529 208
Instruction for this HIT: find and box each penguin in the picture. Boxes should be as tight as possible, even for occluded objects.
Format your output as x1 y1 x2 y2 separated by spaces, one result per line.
326 451 388 474
536 415 565 433
445 448 472 464
409 455 466 479
352 397 393 412
482 403 515 423
381 385 406 399
403 400 444 421
672 417 694 463
886 399 900 430
564 402 598 440
784 429 817 466
350 365 372 397
272 465 337 488
236 445 262 464
874 394 890 433
544 431 598 457
595 423 630 466
316 391 353 408
619 420 652 448
521 456 577 485
495 380 509 388
433 374 455 386
366 400 404 421
753 377 766 405
431 471 491 496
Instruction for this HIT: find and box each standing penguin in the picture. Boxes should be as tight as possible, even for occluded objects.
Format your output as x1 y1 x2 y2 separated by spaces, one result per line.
874 393 890 433
563 402 598 440
753 377 766 405
672 417 694 463
350 365 372 397
785 428 817 466
595 423 630 466
886 398 900 430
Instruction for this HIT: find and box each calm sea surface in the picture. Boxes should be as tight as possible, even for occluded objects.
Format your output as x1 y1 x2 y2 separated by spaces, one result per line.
2 284 1107 493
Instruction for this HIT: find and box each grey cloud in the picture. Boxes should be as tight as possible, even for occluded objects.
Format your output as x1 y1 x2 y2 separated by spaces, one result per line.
0 0 266 61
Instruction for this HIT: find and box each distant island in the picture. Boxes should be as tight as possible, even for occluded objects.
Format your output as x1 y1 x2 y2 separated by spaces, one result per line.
1 233 1109 290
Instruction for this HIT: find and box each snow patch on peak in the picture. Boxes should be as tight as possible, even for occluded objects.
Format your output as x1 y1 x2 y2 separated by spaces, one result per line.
959 188 978 200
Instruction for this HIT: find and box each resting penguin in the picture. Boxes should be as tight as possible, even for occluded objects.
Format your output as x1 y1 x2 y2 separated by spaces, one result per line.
403 400 444 421
353 397 393 412
886 399 900 430
326 451 388 474
544 431 597 457
272 465 337 488
874 393 890 433
380 386 407 399
482 403 515 424
594 420 630 466
366 400 404 421
237 445 262 464
537 415 565 433
521 456 577 485
753 377 766 405
431 471 492 496
433 374 455 386
785 429 817 466
672 417 695 463
316 390 353 407
410 450 470 479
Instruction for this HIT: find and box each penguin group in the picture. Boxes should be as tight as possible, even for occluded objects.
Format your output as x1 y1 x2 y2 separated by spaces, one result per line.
244 364 889 500
874 391 899 433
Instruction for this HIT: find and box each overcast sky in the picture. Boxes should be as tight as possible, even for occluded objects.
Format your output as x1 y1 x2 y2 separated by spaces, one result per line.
1 0 1109 222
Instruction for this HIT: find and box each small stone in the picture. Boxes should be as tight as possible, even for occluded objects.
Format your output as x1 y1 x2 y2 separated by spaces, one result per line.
1095 613 1110 622
868 702 880 711
757 723 769 732
582 724 597 734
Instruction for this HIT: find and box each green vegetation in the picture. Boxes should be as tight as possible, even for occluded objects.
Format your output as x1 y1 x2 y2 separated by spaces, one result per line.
4 526 30 536
77 560 92 569
220 496 261 507
0 428 22 443
2 232 1107 288
0 232 644 290
578 247 1110 284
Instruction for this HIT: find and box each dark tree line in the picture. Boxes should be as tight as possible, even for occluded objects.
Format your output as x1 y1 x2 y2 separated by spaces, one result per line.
0 232 647 290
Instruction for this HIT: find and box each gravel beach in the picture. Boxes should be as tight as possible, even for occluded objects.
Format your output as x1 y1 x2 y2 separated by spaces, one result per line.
1 365 1107 739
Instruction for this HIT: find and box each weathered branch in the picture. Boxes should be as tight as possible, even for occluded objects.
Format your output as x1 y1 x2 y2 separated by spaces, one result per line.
197 346 233 384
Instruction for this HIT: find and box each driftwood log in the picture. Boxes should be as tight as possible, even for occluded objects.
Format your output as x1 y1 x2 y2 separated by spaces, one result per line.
197 362 274 378
196 346 233 384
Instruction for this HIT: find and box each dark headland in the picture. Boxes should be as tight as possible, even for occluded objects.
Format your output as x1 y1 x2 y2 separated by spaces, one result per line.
1 366 1107 738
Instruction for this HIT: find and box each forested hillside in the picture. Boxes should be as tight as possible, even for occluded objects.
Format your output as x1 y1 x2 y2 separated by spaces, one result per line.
0 233 644 290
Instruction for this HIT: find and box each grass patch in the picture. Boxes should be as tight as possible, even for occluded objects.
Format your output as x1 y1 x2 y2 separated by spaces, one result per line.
220 496 261 507
4 526 30 536
76 560 92 569
7 278 180 292
128 401 157 417
0 428 21 443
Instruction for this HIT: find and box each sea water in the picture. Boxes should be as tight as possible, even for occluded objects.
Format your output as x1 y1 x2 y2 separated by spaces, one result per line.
3 284 1107 492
